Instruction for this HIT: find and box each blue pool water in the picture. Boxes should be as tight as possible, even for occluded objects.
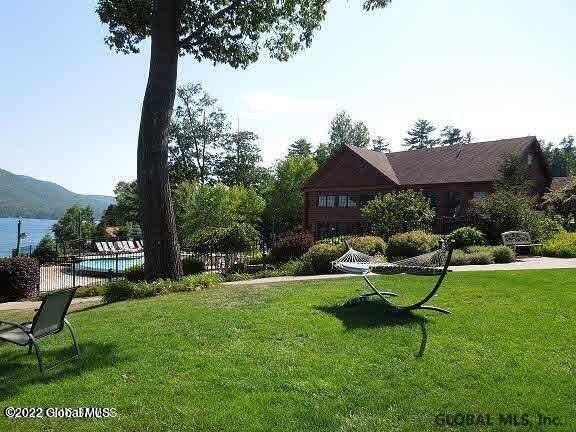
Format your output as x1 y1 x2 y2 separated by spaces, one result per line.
77 256 144 273
0 218 57 257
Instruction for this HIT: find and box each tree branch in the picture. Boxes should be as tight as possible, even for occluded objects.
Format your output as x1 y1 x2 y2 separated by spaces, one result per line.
178 0 244 48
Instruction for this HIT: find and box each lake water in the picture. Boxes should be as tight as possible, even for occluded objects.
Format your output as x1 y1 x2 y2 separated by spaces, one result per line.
0 218 57 257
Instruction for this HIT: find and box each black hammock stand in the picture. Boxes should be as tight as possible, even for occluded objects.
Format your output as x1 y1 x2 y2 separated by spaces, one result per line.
332 240 454 314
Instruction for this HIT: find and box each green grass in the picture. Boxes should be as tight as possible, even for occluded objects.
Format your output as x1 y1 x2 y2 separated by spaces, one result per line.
1 270 575 431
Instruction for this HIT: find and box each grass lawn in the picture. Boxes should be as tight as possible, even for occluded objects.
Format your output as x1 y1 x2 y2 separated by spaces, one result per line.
0 269 575 431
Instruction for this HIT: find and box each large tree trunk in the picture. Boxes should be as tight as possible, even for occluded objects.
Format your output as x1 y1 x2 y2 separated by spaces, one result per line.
137 0 183 280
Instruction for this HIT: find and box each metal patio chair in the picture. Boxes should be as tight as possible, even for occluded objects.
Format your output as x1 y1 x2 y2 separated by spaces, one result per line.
0 287 80 373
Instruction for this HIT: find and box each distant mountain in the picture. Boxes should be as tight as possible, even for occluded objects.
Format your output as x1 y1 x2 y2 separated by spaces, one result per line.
0 168 115 219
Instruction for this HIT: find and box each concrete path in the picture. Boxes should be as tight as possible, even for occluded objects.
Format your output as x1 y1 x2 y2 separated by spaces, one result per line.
451 256 576 272
0 296 103 311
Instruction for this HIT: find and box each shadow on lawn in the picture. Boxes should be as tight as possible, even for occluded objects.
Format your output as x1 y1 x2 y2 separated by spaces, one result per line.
0 342 126 401
317 302 429 357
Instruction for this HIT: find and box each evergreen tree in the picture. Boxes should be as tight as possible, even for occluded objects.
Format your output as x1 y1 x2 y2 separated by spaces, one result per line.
313 142 332 166
288 138 313 157
372 136 391 152
403 119 439 149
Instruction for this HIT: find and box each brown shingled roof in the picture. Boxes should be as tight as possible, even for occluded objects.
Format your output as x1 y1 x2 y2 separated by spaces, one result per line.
347 136 539 185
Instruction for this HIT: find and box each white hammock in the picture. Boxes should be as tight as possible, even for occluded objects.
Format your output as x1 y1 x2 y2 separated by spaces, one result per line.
332 245 448 276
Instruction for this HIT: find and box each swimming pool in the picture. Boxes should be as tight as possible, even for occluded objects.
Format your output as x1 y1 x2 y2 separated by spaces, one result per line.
77 256 144 274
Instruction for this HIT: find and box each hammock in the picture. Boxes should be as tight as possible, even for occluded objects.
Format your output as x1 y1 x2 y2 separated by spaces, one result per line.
331 240 454 314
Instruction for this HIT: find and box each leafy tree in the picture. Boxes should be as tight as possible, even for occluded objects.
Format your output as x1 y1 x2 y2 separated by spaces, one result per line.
542 177 576 230
328 111 370 152
403 119 439 149
288 138 313 157
263 156 318 237
52 205 96 244
467 191 561 243
361 190 436 239
97 181 141 238
544 136 576 177
97 0 391 280
169 82 229 185
214 130 266 188
313 142 332 166
372 136 390 152
173 181 265 244
186 223 260 253
495 153 534 194
32 234 58 264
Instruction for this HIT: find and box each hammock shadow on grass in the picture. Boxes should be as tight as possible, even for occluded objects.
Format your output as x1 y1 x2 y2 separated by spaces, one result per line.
0 342 127 401
316 302 429 357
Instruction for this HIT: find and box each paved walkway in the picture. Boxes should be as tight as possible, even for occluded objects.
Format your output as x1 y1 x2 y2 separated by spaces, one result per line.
0 296 103 311
451 256 576 272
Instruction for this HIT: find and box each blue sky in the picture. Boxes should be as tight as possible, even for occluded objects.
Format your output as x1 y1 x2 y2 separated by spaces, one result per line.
1 0 574 196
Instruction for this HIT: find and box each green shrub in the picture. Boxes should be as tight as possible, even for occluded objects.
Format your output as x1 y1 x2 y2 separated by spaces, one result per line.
104 272 222 303
103 280 152 303
75 284 107 298
301 243 345 275
223 273 253 282
450 249 493 265
125 264 145 282
522 212 564 243
270 230 314 262
316 235 349 245
32 234 58 264
491 246 516 263
0 257 40 302
386 231 439 261
535 232 576 258
361 190 435 239
182 256 205 275
278 259 305 275
448 227 485 249
449 246 515 265
347 236 386 256
467 191 562 243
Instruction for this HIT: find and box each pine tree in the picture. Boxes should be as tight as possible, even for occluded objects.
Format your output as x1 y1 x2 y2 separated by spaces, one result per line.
288 138 313 157
403 119 439 149
372 136 391 152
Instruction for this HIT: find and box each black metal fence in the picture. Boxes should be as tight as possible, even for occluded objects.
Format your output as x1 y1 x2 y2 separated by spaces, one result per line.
39 248 265 293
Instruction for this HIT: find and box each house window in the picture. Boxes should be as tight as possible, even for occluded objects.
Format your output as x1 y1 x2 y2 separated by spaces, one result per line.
326 195 336 207
348 195 357 208
338 195 348 208
527 153 534 167
318 194 336 207
473 191 487 199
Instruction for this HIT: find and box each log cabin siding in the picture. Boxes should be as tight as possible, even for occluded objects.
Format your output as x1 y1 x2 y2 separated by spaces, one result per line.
302 137 551 239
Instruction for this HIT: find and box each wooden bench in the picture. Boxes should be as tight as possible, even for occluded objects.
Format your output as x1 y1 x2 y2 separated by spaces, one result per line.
501 231 542 255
